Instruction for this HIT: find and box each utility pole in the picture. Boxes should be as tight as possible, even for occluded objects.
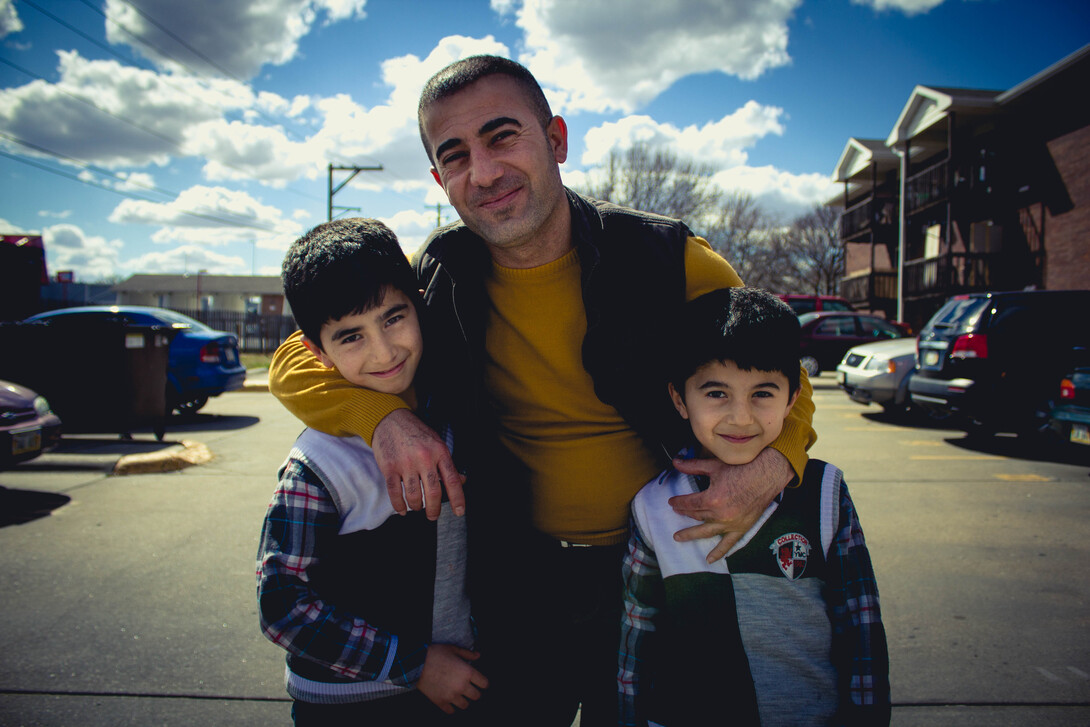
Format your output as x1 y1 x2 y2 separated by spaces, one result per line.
427 202 453 227
328 163 383 221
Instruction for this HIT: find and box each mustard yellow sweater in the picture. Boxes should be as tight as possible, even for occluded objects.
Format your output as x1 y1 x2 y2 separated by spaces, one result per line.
269 237 815 544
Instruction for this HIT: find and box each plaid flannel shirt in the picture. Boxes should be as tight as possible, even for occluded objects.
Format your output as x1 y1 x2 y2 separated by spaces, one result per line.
619 474 889 726
256 455 425 688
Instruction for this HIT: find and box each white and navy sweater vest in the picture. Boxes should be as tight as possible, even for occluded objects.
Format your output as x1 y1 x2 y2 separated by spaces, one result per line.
632 458 843 726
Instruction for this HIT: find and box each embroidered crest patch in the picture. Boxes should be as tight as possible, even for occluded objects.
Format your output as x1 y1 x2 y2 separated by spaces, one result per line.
770 532 811 580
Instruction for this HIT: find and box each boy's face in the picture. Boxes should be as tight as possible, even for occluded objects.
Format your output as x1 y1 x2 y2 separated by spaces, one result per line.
669 359 800 466
303 287 423 396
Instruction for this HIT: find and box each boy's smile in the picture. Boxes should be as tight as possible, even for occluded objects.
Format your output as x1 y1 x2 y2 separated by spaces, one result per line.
306 287 423 396
669 360 799 466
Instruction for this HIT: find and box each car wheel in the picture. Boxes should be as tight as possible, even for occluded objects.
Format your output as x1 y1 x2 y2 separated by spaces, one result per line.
801 356 820 377
176 397 209 414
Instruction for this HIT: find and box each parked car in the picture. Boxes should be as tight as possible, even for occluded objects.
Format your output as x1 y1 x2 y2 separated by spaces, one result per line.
24 306 246 414
1047 366 1090 452
778 294 854 315
1 378 62 468
909 290 1090 437
797 311 911 376
835 337 918 414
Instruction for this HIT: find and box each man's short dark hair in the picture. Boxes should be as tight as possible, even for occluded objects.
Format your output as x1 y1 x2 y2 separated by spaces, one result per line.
417 54 554 164
669 287 801 397
281 218 418 349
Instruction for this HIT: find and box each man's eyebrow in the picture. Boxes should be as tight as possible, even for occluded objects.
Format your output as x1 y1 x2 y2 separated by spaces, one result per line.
479 116 521 135
434 116 522 162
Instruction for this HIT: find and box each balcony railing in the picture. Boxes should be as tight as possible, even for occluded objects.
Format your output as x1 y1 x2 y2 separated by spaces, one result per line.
840 271 898 306
841 251 1039 306
905 159 949 214
902 252 1013 298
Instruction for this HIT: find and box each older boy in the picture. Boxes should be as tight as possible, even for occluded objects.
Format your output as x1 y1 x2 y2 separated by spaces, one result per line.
256 218 487 726
619 288 890 726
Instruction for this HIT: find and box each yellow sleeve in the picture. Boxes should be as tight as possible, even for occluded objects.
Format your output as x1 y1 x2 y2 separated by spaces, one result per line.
683 236 816 477
268 330 410 444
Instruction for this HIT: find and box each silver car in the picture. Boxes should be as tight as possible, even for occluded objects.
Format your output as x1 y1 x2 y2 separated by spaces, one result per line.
836 337 918 414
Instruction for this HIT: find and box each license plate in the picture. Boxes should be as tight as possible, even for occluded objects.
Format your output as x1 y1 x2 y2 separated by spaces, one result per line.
12 427 42 456
1071 424 1090 446
837 370 846 385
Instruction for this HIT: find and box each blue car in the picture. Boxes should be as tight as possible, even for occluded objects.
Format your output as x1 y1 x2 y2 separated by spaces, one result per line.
25 306 246 414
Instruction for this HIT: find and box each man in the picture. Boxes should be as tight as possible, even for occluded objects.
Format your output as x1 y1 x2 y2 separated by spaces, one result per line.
270 55 816 725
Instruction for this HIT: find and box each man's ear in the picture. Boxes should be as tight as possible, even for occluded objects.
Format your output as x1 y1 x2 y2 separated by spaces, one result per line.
301 335 334 369
668 382 689 420
547 115 568 164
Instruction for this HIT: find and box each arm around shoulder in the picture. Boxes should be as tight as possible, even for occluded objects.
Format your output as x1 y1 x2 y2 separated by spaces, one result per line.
269 330 410 443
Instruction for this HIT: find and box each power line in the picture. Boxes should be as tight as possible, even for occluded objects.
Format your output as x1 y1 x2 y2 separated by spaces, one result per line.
0 148 279 233
0 130 279 231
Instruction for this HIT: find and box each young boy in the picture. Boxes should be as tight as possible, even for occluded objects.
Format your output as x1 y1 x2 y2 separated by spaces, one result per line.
256 218 487 726
618 287 890 727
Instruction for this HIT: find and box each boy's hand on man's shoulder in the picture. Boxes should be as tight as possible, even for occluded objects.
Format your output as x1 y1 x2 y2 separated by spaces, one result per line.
373 409 466 519
669 448 793 563
418 643 489 714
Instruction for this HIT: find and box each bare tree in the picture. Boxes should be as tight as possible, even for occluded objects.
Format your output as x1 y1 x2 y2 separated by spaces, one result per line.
575 144 805 291
783 205 844 294
576 144 721 222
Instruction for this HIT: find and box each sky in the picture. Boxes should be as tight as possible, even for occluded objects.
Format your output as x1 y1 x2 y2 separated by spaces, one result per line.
1 0 1087 283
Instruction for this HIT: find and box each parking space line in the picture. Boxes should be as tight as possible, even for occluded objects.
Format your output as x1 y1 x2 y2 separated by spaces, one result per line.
994 474 1054 482
1034 667 1064 683
909 455 1005 461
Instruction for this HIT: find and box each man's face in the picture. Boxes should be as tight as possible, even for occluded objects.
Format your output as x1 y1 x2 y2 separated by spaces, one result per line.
669 360 799 466
423 75 569 264
304 287 424 396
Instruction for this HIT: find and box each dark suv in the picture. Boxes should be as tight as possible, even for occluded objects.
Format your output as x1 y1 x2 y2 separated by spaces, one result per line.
909 290 1090 436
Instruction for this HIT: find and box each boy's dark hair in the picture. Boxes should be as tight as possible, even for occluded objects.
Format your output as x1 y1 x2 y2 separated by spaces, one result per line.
418 54 554 164
281 218 419 350
669 287 801 397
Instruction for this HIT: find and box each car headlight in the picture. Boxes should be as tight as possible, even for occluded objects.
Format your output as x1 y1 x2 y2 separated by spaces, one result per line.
33 396 53 417
864 358 898 373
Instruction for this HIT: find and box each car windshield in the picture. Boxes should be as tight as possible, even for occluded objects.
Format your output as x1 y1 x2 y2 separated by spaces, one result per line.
924 297 990 334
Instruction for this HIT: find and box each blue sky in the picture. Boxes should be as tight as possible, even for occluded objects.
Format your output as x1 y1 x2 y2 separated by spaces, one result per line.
1 0 1087 282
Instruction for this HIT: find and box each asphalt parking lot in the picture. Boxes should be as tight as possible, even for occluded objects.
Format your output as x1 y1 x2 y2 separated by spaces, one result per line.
1 373 1088 726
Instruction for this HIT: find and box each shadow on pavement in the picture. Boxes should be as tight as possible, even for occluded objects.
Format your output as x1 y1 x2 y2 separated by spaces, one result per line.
0 486 71 527
158 413 261 433
945 431 1090 467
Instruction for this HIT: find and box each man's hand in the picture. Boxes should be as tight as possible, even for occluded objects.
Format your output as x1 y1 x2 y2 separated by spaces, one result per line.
372 409 466 520
669 447 795 563
418 644 489 714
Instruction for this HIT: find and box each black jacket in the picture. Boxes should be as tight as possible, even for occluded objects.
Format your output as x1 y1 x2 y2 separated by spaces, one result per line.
413 188 693 467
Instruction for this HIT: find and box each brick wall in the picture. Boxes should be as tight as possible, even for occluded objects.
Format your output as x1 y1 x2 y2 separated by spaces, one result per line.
1042 125 1090 290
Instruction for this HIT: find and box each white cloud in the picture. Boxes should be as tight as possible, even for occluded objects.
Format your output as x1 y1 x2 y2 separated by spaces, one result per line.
499 0 802 113
380 208 447 255
0 216 29 233
0 0 22 37
38 209 73 220
43 223 125 281
712 165 837 219
108 185 302 251
122 244 246 276
581 102 786 170
103 0 368 79
0 51 251 168
851 0 945 15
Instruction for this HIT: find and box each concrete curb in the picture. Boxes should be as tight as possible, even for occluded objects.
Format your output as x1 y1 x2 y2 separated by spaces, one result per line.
112 439 213 476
